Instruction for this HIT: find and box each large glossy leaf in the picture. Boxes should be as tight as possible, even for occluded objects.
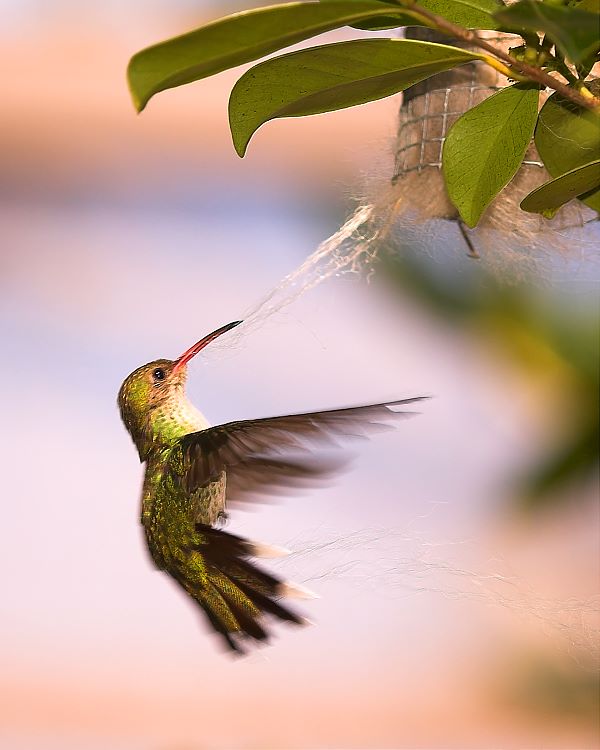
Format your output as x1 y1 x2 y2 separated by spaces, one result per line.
520 160 600 216
127 1 424 112
496 0 600 64
229 39 481 156
443 84 539 227
317 0 421 29
535 92 600 212
415 0 503 28
322 0 502 29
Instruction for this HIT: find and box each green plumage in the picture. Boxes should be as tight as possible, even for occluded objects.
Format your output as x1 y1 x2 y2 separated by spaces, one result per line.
117 323 425 652
118 356 304 652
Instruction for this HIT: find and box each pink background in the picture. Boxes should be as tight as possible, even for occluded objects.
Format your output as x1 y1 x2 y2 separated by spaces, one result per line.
1 3 598 748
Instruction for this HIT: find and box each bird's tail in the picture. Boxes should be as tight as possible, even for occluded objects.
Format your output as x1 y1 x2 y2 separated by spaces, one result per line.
180 523 311 653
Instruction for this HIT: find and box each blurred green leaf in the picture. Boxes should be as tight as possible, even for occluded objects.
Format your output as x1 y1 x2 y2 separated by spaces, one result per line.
505 654 600 723
323 0 503 29
520 160 600 216
127 0 420 112
520 420 599 509
229 39 481 156
571 0 600 11
535 92 600 212
382 251 599 511
443 84 539 227
496 0 600 64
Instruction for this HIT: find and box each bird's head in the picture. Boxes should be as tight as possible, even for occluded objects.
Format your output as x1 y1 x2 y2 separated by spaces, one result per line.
118 320 241 460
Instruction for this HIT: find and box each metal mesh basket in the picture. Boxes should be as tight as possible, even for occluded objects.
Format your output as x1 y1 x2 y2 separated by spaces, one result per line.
394 32 544 178
387 28 594 254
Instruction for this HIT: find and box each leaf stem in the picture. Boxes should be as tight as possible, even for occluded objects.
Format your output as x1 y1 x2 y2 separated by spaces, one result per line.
576 83 597 102
389 0 600 111
478 53 528 82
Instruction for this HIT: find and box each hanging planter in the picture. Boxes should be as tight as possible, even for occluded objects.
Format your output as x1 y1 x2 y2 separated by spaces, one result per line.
381 27 596 266
126 0 600 273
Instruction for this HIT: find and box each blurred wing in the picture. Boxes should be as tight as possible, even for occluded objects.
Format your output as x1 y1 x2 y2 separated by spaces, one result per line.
169 397 427 506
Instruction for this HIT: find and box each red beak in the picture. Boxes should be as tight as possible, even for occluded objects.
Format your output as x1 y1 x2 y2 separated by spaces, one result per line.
172 321 242 373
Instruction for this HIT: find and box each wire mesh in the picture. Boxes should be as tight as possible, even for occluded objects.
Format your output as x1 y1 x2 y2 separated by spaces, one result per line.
393 32 544 181
393 63 544 179
386 28 596 250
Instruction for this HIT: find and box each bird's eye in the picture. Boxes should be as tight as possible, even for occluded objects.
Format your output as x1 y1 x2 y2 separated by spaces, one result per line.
153 368 166 382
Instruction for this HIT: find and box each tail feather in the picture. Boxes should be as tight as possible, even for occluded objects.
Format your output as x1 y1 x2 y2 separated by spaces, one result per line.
196 584 243 651
219 558 282 599
209 576 268 644
234 578 306 625
186 523 307 653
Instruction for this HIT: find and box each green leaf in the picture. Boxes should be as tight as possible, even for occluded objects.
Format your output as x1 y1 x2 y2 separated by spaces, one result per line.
520 160 600 216
570 0 600 13
518 417 599 507
495 0 600 64
315 1 417 29
228 38 482 157
442 84 539 227
322 0 502 29
127 1 425 112
415 0 503 27
535 92 600 211
350 14 420 30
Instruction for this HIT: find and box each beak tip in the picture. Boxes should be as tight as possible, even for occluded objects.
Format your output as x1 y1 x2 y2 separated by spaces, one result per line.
174 319 243 370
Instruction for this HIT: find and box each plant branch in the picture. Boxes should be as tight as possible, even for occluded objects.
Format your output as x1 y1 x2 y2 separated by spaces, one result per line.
391 0 600 111
552 47 578 86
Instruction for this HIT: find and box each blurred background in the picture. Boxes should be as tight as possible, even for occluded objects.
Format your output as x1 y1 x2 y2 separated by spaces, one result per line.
1 2 598 748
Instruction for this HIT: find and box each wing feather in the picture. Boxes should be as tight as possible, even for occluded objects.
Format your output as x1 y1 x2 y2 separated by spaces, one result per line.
169 397 427 507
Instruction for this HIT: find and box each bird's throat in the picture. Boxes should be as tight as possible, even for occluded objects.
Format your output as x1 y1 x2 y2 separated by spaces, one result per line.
151 393 210 445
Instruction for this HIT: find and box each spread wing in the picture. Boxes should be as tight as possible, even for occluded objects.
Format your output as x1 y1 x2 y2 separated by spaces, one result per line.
167 397 427 508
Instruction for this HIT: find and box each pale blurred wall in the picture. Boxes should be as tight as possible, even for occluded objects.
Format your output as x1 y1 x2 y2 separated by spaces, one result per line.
1 0 398 204
1 3 598 749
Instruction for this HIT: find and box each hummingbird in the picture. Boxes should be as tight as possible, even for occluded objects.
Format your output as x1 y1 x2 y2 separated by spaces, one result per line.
118 320 426 653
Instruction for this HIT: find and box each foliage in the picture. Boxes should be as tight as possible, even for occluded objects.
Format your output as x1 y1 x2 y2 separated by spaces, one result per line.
127 0 600 227
442 83 540 225
504 653 600 724
520 159 600 216
496 0 600 65
381 250 599 511
534 86 600 211
229 38 482 157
